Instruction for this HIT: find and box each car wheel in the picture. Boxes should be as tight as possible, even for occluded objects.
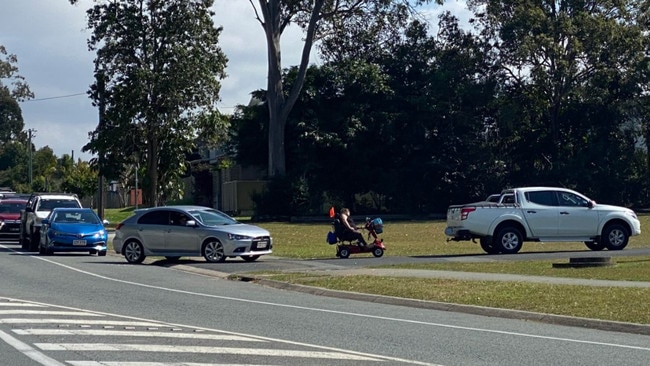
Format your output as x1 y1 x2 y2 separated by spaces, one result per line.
203 240 226 263
19 234 28 250
338 247 350 259
165 256 181 262
494 226 523 254
602 224 629 250
89 250 97 255
29 230 40 252
584 241 605 251
124 240 146 264
98 250 107 257
372 247 384 257
241 255 260 262
480 237 500 254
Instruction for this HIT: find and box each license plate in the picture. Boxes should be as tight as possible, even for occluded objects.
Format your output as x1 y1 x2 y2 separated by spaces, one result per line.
73 239 87 246
256 241 268 249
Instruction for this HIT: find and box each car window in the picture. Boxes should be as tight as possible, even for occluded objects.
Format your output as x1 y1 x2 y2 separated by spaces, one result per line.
170 211 191 226
558 192 589 207
138 210 171 225
525 191 558 206
50 210 100 224
188 209 238 226
38 199 80 211
0 203 24 212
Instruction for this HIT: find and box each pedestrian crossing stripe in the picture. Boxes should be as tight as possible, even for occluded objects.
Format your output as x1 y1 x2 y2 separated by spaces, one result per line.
36 343 382 360
14 328 262 341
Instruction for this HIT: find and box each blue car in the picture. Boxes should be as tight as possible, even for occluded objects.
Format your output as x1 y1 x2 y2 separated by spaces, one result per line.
39 208 108 256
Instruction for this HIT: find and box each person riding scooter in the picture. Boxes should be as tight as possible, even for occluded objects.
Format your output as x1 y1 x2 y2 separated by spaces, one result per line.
336 208 368 247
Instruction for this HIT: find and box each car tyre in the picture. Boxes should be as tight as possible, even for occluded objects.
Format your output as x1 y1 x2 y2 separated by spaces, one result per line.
480 237 500 254
338 247 350 259
494 226 523 254
203 240 226 263
241 255 259 262
584 241 605 251
98 250 107 257
602 224 629 251
124 240 146 264
89 250 97 255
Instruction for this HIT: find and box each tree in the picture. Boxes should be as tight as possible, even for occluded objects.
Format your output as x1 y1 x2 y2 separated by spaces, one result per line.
467 0 648 198
70 0 228 206
249 0 439 177
61 160 99 200
0 45 33 147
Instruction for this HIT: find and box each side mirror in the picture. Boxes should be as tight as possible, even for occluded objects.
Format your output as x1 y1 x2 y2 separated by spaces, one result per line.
186 219 197 227
103 219 110 225
588 200 595 208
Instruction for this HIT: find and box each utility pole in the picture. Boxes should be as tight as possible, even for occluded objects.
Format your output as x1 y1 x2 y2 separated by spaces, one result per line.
96 70 105 220
27 128 36 187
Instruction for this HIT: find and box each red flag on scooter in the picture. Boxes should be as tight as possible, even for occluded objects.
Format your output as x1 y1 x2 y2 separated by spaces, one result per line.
329 206 335 218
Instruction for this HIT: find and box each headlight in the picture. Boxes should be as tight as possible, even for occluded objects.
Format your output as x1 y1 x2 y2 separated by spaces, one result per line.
228 233 251 240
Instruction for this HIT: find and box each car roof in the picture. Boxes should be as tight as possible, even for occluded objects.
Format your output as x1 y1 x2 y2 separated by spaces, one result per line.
133 205 214 213
51 208 94 212
38 195 80 200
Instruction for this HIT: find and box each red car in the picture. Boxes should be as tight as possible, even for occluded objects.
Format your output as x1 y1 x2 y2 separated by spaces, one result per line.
0 198 27 239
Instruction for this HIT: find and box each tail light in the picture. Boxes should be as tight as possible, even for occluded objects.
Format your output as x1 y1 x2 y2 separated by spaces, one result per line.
460 207 476 220
115 222 124 230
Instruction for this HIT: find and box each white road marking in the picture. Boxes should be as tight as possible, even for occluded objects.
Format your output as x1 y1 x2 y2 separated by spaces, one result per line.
14 328 264 341
0 310 103 316
36 343 382 360
0 302 44 307
67 362 276 366
0 318 162 326
0 330 66 366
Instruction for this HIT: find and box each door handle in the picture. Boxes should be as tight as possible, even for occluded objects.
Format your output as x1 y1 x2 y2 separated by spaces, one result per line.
527 210 536 213
560 211 569 215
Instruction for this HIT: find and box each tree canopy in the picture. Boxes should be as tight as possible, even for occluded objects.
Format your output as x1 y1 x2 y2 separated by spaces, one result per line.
71 0 229 206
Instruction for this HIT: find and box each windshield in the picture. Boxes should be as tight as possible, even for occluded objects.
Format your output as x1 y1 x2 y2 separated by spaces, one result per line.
0 202 25 213
52 210 101 224
187 208 239 226
38 199 80 211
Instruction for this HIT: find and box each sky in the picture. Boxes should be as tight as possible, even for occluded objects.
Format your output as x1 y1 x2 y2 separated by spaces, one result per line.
0 0 471 162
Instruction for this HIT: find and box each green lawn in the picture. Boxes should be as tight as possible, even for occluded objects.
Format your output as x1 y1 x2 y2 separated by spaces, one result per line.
103 207 650 324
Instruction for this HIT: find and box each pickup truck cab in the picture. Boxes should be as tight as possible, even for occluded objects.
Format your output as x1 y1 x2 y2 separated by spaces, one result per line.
19 193 82 251
445 187 641 254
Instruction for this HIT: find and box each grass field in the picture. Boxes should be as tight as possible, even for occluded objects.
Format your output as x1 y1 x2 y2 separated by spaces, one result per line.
103 208 650 324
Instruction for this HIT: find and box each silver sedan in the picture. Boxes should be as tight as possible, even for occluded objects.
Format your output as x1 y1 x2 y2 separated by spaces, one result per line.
112 205 272 264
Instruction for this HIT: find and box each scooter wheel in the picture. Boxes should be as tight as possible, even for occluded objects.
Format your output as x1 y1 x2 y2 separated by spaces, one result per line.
338 247 350 259
372 247 384 257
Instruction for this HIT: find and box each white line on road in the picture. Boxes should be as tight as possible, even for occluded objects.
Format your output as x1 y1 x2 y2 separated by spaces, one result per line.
0 318 162 326
0 310 103 316
36 343 382 360
0 330 66 366
14 328 264 341
67 362 277 366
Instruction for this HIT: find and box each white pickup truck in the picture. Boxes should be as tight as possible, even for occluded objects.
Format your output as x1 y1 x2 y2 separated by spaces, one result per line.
444 187 641 254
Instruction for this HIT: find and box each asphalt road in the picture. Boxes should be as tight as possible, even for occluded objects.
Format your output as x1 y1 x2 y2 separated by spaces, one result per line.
1 239 649 366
